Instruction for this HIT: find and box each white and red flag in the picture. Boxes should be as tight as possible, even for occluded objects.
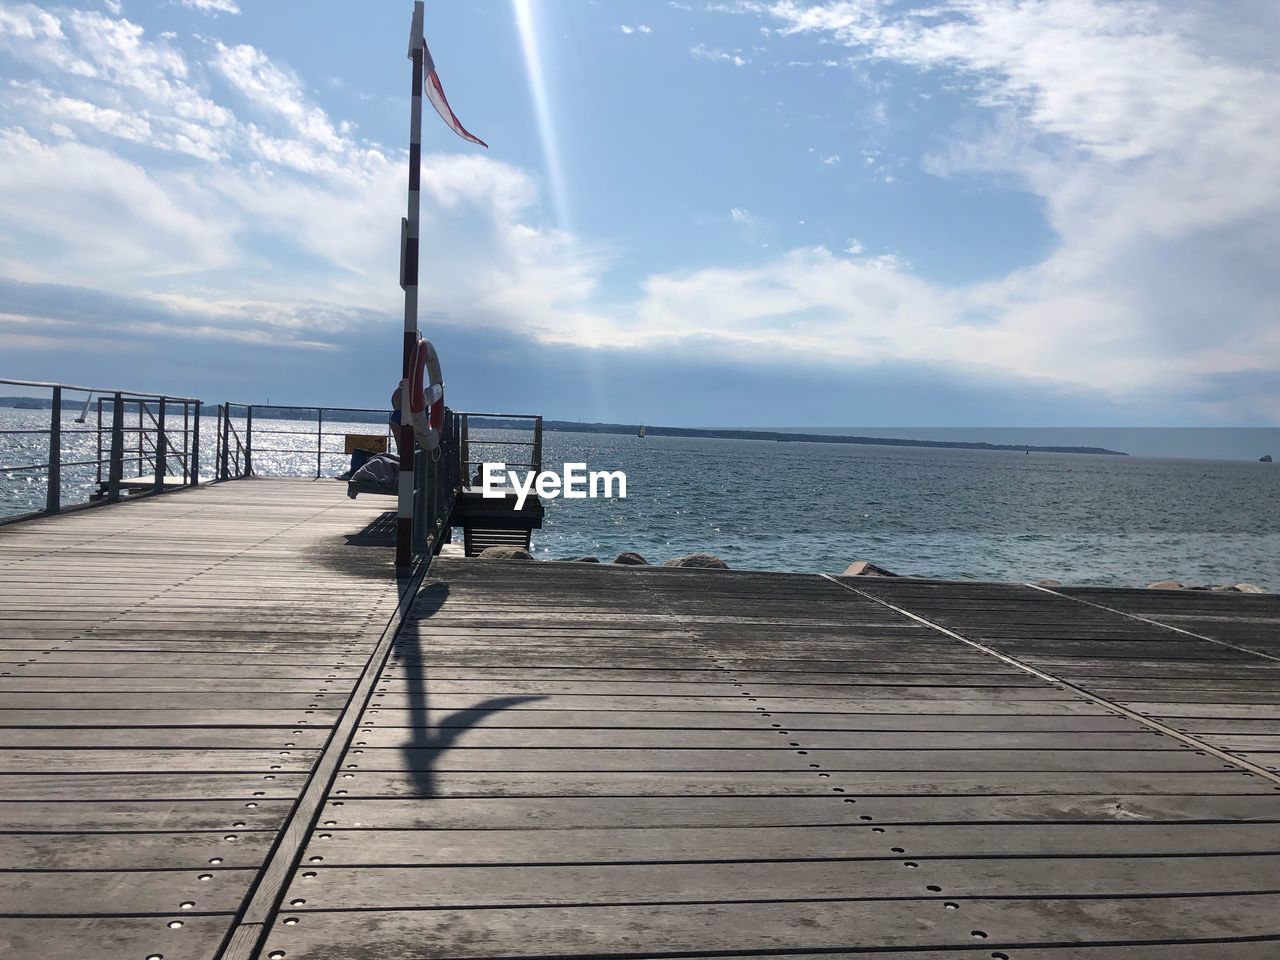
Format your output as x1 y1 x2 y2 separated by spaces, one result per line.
421 39 487 148
409 6 487 148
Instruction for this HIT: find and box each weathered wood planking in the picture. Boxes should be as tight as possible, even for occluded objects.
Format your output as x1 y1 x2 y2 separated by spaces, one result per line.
255 560 1280 960
6 498 1280 960
0 479 406 960
852 577 1280 769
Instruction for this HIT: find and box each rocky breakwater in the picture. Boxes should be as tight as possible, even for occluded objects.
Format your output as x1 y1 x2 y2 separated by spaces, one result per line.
475 547 731 569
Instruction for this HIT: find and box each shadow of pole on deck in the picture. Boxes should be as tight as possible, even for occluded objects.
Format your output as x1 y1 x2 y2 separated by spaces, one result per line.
394 580 545 797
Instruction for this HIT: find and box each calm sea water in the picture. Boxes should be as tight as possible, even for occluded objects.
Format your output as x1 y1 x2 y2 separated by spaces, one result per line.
3 409 1277 590
497 430 1280 590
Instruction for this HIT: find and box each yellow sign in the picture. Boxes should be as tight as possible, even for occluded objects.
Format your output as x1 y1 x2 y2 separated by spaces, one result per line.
344 434 387 454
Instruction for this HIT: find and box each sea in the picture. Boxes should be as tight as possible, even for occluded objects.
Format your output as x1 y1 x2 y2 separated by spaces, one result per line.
2 408 1277 591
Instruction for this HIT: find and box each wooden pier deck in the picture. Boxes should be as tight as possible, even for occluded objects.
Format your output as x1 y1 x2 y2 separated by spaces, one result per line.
3 481 1280 958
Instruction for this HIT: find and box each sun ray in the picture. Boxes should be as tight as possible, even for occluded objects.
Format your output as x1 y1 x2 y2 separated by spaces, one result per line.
512 0 571 233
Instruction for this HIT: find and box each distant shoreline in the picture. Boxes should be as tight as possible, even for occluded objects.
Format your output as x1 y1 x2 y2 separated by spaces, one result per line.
0 398 1126 455
535 420 1128 456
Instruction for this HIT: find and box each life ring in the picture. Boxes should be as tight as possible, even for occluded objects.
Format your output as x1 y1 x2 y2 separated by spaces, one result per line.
409 338 444 450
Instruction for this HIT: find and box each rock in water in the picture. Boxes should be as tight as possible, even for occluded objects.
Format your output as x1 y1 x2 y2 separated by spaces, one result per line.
1233 583 1267 593
478 546 534 561
563 556 600 563
842 560 898 577
664 553 729 569
1036 579 1062 587
1147 580 1184 590
613 551 649 565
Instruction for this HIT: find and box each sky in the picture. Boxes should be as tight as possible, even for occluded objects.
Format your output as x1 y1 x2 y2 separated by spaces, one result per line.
0 0 1277 428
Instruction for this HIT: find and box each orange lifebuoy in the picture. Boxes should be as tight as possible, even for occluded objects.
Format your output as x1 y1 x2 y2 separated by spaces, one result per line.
409 338 444 450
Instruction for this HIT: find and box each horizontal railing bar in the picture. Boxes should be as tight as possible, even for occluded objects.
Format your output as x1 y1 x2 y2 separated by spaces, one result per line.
465 439 536 446
0 377 199 402
1 458 112 472
461 412 540 420
0 428 105 437
224 403 386 414
247 447 353 454
249 429 388 437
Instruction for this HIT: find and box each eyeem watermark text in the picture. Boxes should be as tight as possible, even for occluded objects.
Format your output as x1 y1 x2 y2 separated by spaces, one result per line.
481 462 626 510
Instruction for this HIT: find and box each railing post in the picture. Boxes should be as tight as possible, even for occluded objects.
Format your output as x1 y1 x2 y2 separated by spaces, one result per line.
181 401 190 483
46 386 61 513
461 413 470 478
153 397 167 493
220 404 230 481
245 405 253 476
317 408 324 479
108 393 124 502
191 401 201 486
137 400 144 477
532 416 543 472
95 396 104 486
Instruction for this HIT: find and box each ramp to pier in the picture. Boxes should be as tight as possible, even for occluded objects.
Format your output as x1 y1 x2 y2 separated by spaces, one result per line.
3 500 1280 958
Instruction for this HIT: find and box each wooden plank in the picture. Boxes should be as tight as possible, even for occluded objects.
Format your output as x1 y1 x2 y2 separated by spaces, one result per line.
343 746 1219 773
348 709 1136 730
0 726 330 748
261 894 1280 958
284 854 1280 909
0 829 273 869
0 749 318 772
348 727 1180 750
0 772 309 801
0 916 233 960
334 769 1272 797
0 709 339 726
0 799 293 831
358 693 1099 712
321 794 1280 829
298 822 1280 865
0 869 254 915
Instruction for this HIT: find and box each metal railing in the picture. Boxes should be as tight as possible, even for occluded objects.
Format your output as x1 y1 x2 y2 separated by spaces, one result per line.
458 412 543 486
2 381 544 564
412 409 464 557
222 403 396 479
0 377 202 521
215 404 251 481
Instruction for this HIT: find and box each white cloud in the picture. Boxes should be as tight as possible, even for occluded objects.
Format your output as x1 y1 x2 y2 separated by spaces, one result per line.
686 0 1280 415
0 128 237 278
9 81 152 143
0 2 592 347
619 24 651 35
179 0 239 15
690 43 748 66
211 42 348 154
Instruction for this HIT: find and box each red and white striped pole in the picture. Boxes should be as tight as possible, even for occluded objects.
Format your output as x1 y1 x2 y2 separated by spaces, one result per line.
397 0 426 567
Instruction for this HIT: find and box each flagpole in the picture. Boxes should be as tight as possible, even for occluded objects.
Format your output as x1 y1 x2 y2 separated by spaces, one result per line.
397 0 425 567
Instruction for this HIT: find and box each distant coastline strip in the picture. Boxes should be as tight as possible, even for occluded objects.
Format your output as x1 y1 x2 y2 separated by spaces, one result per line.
0 398 1126 455
524 420 1129 456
